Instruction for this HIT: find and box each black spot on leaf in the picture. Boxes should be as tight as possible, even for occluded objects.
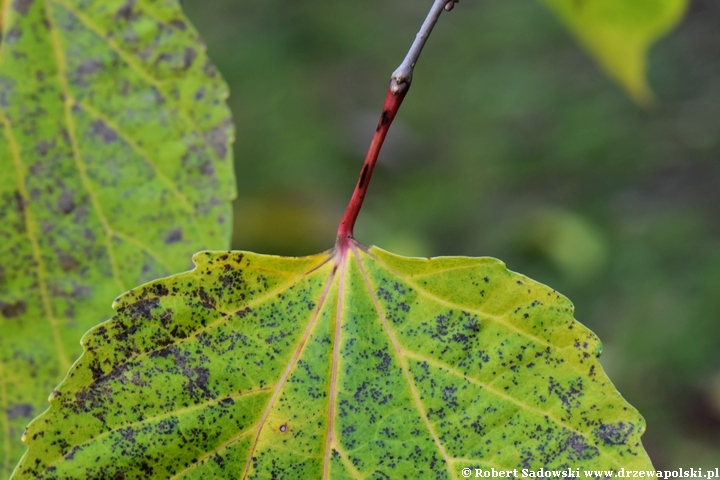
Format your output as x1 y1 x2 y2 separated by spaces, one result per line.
1 300 26 319
6 403 33 419
12 0 33 15
115 0 136 21
165 228 183 244
183 47 197 69
75 60 103 86
594 422 634 445
90 120 118 144
170 19 187 30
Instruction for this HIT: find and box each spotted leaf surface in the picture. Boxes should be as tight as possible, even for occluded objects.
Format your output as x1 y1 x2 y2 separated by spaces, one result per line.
0 0 235 473
541 0 687 104
14 244 652 478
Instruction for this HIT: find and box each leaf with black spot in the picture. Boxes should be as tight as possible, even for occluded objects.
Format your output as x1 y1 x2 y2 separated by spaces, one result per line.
13 246 653 478
0 0 235 473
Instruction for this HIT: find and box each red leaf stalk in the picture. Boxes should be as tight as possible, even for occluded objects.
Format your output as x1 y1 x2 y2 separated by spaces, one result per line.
336 87 408 247
334 0 451 252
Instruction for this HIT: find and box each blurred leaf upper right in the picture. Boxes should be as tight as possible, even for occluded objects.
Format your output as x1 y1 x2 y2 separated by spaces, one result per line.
541 0 688 104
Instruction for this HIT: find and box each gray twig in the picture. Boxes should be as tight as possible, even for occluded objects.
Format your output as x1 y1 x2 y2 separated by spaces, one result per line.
390 0 455 95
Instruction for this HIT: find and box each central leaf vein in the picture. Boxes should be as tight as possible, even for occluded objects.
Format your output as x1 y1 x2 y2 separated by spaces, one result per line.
351 245 456 480
323 253 347 480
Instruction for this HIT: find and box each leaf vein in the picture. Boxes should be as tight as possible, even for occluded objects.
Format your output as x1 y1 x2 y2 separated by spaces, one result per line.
78 100 201 224
241 264 338 479
366 250 589 378
0 0 13 64
323 254 346 480
87 262 332 402
50 0 222 164
410 261 488 278
40 387 272 475
402 350 622 469
351 245 457 480
44 0 126 294
333 443 364 480
109 229 174 274
1 114 71 371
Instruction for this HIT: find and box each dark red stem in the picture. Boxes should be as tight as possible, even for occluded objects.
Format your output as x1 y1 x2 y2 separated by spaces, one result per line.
334 0 451 248
336 86 408 244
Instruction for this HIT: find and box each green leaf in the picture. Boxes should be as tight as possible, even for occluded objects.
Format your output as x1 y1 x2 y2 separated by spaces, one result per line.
0 0 235 473
540 0 688 104
14 244 652 478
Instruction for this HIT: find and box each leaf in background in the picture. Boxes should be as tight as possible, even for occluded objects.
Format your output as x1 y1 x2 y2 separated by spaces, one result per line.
527 208 608 285
540 0 688 104
14 245 652 478
0 0 235 473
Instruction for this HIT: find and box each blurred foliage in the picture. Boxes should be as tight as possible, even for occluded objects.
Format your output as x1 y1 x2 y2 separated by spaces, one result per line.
181 0 720 468
542 0 688 104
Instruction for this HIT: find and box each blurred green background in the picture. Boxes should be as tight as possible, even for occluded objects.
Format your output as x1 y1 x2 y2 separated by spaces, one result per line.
181 0 720 468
